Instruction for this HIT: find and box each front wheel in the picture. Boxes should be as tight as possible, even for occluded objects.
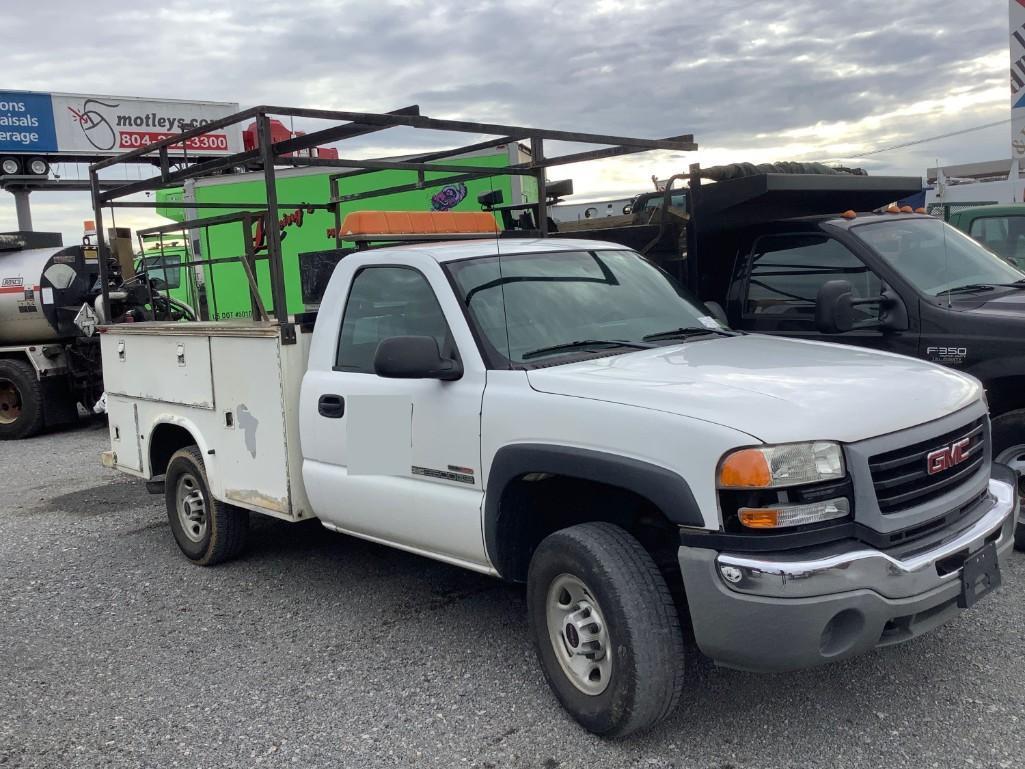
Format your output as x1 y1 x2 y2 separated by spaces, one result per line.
991 411 1025 552
164 446 249 565
526 522 685 738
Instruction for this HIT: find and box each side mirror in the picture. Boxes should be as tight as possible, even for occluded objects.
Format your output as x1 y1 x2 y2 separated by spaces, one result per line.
816 280 910 334
374 336 463 381
622 205 632 215
478 189 503 209
815 280 856 333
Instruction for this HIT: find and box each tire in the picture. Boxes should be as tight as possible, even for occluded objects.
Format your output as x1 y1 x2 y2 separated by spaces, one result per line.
0 359 45 440
526 522 685 738
991 411 1025 552
164 445 249 566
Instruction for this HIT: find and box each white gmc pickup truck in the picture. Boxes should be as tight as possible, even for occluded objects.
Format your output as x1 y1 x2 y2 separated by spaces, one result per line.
100 237 1017 737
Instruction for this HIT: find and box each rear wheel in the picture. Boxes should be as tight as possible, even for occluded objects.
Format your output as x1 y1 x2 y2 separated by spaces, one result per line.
991 411 1025 552
164 445 249 565
526 522 685 738
0 359 44 440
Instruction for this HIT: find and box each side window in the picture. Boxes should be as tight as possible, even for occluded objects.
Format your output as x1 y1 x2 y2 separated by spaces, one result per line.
745 235 880 323
335 267 452 373
969 216 1025 266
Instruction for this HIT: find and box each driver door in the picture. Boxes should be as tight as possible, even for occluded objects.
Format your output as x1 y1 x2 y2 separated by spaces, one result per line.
735 232 915 355
300 262 488 569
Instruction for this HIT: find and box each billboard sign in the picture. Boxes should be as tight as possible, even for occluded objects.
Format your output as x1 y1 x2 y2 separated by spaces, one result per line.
0 91 241 156
1011 1 1025 162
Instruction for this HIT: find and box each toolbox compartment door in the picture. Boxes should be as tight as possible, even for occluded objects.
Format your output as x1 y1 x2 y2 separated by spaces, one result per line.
101 333 215 409
105 394 142 471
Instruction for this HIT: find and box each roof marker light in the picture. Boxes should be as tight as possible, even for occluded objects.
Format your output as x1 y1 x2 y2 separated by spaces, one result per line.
841 210 857 220
899 205 913 213
340 211 499 238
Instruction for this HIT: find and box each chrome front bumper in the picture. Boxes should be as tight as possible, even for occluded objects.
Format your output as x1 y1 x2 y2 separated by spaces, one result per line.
715 479 1014 600
678 478 1016 672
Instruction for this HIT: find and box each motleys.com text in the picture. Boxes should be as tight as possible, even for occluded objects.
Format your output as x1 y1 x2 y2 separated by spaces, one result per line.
115 112 219 131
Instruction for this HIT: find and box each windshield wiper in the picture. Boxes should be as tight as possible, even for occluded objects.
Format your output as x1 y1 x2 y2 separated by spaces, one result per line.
938 282 1023 296
943 284 995 295
642 326 735 342
521 339 653 360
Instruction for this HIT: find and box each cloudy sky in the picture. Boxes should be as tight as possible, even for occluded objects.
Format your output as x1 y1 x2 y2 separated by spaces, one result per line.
0 0 1014 240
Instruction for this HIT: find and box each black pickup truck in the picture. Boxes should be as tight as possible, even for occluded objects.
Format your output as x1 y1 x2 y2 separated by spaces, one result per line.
538 166 1025 548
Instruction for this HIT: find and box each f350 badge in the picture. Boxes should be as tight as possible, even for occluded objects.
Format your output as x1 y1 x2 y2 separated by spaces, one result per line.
926 346 967 365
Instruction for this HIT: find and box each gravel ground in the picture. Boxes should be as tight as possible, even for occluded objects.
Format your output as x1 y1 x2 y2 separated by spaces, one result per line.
1 421 1023 769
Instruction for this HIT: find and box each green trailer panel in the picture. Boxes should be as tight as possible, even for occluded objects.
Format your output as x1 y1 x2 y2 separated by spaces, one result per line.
154 149 534 319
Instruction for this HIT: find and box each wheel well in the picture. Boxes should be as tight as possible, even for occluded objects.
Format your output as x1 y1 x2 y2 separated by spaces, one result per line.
491 474 680 584
985 376 1025 419
149 423 197 476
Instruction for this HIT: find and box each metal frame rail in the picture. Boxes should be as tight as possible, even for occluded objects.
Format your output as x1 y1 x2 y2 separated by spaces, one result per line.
90 104 696 344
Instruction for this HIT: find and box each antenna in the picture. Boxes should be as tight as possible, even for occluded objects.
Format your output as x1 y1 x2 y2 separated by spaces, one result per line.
942 212 951 309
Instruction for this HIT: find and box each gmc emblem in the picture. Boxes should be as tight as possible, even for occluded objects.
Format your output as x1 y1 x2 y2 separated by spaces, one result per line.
926 437 971 475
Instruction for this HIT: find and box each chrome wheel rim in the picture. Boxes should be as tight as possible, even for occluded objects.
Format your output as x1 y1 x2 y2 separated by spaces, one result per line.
995 444 1025 496
0 378 21 425
545 573 612 696
176 472 208 543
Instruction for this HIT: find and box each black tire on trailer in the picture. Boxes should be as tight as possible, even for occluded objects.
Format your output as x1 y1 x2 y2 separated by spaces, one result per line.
526 522 686 738
0 358 45 440
991 410 1025 552
164 445 249 566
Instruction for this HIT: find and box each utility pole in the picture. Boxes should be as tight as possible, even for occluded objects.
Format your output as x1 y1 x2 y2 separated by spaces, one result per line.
11 187 32 230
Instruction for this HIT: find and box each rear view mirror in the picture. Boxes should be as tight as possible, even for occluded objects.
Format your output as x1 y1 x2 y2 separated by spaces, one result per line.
374 336 463 381
816 280 909 334
815 280 856 333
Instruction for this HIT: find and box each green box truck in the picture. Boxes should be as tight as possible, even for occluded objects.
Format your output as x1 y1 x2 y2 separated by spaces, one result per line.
152 144 535 319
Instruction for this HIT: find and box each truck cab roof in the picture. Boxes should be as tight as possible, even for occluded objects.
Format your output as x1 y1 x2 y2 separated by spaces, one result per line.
359 237 635 264
796 212 932 230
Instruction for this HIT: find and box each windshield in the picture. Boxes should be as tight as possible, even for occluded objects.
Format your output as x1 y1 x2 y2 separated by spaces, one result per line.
445 249 720 365
852 217 1025 296
138 253 182 289
642 191 687 211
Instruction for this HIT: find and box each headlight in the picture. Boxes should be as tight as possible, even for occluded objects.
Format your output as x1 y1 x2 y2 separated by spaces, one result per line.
718 442 844 489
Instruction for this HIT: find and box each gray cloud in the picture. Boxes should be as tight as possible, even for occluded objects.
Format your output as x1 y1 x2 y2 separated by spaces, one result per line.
0 0 1015 239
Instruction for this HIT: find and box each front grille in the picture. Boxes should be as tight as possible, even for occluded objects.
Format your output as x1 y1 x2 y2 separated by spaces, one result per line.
868 417 986 514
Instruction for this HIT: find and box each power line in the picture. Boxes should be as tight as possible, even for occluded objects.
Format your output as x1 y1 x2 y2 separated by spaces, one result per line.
848 118 1010 158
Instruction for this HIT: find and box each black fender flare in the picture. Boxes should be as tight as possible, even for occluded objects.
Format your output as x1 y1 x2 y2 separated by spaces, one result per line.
484 443 703 579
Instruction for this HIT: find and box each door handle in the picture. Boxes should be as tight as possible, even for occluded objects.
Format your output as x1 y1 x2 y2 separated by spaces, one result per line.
318 394 345 418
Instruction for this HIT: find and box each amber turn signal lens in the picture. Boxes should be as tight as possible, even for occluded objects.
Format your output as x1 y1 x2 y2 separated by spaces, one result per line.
718 449 772 488
841 209 857 219
738 508 779 528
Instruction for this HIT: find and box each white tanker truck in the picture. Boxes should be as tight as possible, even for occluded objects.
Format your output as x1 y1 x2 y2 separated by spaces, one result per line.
0 230 182 439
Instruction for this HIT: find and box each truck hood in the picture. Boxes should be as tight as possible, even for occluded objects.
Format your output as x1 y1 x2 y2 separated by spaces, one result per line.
525 335 981 444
